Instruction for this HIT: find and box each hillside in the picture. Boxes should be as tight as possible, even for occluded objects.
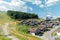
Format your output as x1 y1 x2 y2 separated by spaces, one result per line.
0 12 42 40
0 12 11 24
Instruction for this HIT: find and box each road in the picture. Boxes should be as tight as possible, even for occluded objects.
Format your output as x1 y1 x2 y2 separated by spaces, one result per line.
41 26 60 40
2 23 18 40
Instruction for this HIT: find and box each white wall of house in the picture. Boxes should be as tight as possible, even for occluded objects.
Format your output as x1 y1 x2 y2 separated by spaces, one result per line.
31 33 35 36
56 32 60 37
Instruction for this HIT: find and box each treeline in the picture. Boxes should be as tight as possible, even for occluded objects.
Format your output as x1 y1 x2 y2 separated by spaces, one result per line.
7 10 38 20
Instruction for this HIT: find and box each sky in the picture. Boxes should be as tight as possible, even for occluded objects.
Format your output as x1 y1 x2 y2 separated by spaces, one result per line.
0 0 60 18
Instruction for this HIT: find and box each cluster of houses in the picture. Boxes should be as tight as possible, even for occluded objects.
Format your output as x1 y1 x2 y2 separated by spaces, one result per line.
27 15 60 36
20 15 60 37
20 19 40 26
20 19 59 36
28 21 54 36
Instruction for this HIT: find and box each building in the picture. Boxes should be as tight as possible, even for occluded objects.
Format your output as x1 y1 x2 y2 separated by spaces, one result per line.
28 25 46 36
28 28 37 36
56 28 60 37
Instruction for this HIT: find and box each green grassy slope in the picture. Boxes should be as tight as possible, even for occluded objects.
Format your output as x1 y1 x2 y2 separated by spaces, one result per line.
0 12 12 40
0 12 11 24
0 11 42 40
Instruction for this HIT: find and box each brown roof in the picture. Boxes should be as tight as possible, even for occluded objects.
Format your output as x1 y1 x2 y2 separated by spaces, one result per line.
28 28 37 33
38 25 46 30
56 28 60 33
28 25 46 33
46 23 53 28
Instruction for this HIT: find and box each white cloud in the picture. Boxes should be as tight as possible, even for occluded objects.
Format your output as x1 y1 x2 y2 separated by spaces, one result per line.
0 6 8 11
45 0 59 6
0 0 59 11
0 0 27 12
24 0 59 8
40 4 44 8
9 0 25 7
53 16 60 19
29 7 33 11
24 0 42 5
32 0 41 5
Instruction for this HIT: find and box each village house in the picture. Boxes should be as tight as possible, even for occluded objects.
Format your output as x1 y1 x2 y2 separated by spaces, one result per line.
38 25 46 31
56 28 60 37
46 22 54 28
27 20 56 36
28 28 37 36
28 25 46 36
24 15 60 36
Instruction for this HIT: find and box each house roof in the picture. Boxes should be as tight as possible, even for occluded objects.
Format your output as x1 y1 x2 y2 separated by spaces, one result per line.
38 25 46 30
28 28 37 33
56 28 60 33
46 23 53 28
28 25 46 33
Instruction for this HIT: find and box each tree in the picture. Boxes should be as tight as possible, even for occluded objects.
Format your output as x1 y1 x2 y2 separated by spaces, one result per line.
7 10 38 20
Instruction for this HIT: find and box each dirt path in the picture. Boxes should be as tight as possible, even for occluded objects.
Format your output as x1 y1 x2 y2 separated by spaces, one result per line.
1 22 41 40
2 23 18 40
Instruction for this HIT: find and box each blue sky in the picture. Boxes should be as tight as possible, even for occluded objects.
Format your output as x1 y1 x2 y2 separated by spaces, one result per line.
0 0 60 18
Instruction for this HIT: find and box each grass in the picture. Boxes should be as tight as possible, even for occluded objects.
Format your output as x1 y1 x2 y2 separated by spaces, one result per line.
0 12 11 24
51 32 57 36
8 28 39 40
55 38 60 40
0 36 11 40
0 12 13 40
16 24 28 33
8 23 42 40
